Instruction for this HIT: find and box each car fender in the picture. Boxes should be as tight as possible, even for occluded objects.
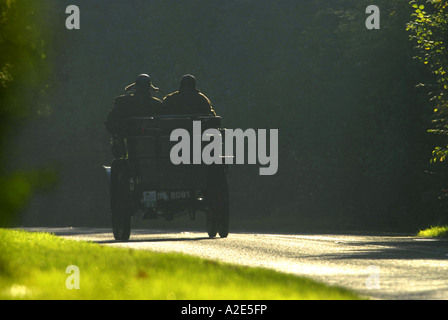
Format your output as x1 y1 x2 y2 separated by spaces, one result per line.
103 165 111 185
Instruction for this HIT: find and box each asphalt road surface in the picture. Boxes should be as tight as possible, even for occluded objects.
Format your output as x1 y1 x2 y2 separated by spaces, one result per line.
24 227 448 300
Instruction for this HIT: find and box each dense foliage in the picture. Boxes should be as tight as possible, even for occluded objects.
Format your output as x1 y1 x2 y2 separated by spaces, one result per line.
407 0 448 162
0 0 58 226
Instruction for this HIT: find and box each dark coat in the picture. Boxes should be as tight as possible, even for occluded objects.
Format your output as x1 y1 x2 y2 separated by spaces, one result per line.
105 92 163 135
162 89 217 116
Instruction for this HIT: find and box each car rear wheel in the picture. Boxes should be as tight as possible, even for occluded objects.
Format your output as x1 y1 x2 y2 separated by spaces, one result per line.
206 211 218 238
111 162 132 241
206 167 229 238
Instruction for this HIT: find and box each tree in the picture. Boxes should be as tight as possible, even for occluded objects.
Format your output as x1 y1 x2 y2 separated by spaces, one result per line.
0 0 58 226
407 0 448 162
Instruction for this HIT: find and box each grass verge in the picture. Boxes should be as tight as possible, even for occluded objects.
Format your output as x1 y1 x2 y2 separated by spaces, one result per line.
0 228 361 300
417 225 448 238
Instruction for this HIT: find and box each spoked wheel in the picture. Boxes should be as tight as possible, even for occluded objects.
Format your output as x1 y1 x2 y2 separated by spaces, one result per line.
110 161 132 241
206 167 229 238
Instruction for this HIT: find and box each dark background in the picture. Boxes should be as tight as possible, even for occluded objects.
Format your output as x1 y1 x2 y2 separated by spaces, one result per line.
3 0 446 233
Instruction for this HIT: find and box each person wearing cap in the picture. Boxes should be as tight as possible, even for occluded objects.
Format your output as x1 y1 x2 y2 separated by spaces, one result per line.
162 74 217 116
105 74 163 135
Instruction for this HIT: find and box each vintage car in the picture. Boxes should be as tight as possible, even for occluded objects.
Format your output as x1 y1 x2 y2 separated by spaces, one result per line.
104 114 229 241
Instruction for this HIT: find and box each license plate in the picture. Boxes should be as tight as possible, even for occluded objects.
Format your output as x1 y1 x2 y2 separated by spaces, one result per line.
167 191 191 200
144 191 191 204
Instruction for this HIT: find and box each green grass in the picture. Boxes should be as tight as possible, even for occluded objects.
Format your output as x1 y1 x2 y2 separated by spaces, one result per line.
0 229 361 300
417 225 448 238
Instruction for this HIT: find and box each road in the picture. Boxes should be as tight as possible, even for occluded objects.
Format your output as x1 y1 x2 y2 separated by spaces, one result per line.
24 227 448 300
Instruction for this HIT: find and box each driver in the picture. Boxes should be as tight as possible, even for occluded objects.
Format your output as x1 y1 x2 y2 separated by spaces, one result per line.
105 74 163 157
105 74 163 135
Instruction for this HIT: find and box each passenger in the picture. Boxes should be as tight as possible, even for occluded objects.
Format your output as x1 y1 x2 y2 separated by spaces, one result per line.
162 74 217 116
105 74 163 135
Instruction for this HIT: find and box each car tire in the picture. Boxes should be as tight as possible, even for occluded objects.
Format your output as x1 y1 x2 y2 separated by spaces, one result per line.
207 167 229 238
111 161 132 241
